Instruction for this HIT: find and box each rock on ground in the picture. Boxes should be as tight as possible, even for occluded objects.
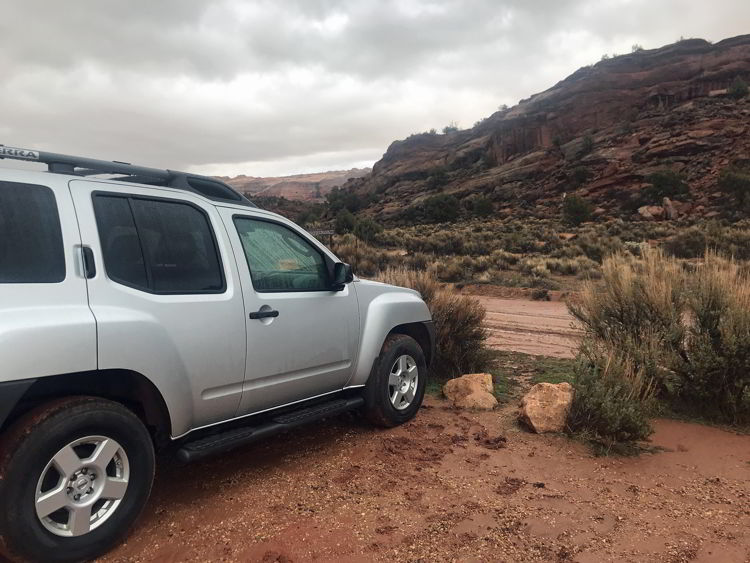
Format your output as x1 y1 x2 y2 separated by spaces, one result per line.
519 382 574 433
443 373 497 410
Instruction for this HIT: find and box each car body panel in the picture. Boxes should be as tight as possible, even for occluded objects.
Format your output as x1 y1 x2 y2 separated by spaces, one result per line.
68 179 247 437
0 170 97 383
347 279 432 387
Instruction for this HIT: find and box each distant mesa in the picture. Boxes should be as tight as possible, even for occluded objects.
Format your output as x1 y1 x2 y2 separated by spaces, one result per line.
217 168 371 202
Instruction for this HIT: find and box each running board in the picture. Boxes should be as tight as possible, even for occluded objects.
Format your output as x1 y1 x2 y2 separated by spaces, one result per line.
177 396 364 463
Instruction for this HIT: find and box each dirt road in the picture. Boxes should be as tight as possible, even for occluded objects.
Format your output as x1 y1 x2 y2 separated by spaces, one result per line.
473 296 580 359
104 398 750 562
93 297 746 561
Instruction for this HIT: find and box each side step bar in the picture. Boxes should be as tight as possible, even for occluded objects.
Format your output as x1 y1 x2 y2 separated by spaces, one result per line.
177 396 364 463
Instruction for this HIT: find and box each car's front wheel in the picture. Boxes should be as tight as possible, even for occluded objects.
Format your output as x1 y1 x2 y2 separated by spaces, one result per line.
0 396 155 563
363 333 427 427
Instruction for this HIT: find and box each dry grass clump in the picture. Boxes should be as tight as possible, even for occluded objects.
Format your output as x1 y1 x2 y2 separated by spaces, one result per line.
568 247 750 443
376 267 490 378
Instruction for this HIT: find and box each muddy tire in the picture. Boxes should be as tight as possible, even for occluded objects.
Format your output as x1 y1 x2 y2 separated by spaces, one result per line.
0 396 155 563
363 334 427 427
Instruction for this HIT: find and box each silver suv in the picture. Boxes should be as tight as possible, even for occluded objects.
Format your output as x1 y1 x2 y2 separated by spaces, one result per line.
0 146 434 563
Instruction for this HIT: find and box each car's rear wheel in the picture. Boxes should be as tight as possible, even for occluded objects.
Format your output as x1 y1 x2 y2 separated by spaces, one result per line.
0 396 155 563
363 334 427 427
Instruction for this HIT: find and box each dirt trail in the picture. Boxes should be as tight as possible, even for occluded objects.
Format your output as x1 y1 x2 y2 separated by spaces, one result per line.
472 296 580 359
103 400 750 562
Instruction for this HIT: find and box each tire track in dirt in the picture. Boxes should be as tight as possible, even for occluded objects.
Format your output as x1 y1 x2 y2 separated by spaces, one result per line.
471 296 581 359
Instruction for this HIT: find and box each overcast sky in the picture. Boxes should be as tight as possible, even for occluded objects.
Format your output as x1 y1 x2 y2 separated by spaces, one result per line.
1 1 748 177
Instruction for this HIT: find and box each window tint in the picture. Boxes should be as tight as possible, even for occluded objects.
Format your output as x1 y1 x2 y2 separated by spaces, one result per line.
0 181 65 283
93 196 148 288
93 194 224 293
234 218 329 292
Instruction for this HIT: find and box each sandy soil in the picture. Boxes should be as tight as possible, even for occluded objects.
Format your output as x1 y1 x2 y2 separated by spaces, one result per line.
103 397 750 563
473 296 580 359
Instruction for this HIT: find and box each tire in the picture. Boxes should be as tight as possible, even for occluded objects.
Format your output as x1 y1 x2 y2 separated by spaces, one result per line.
363 334 427 427
0 396 155 563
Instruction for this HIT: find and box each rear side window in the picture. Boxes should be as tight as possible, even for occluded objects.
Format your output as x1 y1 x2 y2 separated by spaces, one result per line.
0 181 65 283
93 194 224 293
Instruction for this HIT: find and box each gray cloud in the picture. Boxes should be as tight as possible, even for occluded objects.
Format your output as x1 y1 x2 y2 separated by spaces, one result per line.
1 0 748 176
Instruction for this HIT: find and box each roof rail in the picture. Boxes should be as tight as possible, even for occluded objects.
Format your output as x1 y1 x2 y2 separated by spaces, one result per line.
0 144 256 207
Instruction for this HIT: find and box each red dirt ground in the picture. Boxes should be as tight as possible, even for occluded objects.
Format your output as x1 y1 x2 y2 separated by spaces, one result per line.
102 400 750 562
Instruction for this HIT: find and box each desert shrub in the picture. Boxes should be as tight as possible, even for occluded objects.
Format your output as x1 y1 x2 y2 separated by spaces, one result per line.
728 76 749 100
562 195 593 226
434 258 464 282
467 195 494 217
675 254 750 422
569 249 750 434
423 194 460 223
575 233 622 262
571 166 591 187
578 135 594 158
718 163 750 205
334 210 357 234
442 122 460 134
326 187 363 213
663 226 707 258
569 249 685 356
531 288 550 301
641 170 689 204
567 347 655 444
376 268 490 377
353 217 382 242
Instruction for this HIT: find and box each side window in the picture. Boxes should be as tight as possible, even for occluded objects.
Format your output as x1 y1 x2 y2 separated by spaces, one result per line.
233 217 330 292
92 196 148 289
0 181 65 283
93 194 224 293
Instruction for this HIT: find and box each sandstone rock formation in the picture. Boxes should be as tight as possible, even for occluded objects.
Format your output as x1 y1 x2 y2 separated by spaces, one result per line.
443 373 498 410
341 35 750 222
519 382 575 433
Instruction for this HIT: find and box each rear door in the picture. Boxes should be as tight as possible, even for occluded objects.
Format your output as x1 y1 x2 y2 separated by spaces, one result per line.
218 208 360 415
0 173 96 380
69 180 247 436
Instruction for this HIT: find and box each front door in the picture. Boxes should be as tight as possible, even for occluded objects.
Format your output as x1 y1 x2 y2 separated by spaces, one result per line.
219 209 360 415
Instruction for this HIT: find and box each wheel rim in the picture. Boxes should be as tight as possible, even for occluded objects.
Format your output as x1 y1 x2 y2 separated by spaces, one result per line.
35 435 130 537
389 354 419 410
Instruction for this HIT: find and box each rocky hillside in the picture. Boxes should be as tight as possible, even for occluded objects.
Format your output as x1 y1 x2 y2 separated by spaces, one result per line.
344 35 750 223
219 168 370 202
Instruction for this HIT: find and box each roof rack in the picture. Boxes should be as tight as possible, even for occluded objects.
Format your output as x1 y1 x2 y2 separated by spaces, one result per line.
0 144 256 207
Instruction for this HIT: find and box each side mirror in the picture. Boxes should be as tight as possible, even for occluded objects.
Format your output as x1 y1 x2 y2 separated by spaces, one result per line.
331 262 353 291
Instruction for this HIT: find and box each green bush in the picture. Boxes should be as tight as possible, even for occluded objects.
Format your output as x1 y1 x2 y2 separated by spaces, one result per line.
571 166 591 187
728 76 749 100
334 210 357 234
353 217 382 242
424 194 460 223
562 195 593 226
641 170 689 204
676 255 750 422
718 164 750 205
468 195 494 217
569 249 750 437
376 268 490 378
577 135 594 158
663 227 707 258
567 350 654 444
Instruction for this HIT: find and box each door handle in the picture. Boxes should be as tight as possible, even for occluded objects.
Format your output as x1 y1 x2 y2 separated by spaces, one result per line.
81 247 96 279
249 309 279 320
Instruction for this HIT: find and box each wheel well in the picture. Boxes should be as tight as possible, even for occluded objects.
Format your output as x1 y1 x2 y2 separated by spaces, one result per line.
389 323 432 366
2 370 172 444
